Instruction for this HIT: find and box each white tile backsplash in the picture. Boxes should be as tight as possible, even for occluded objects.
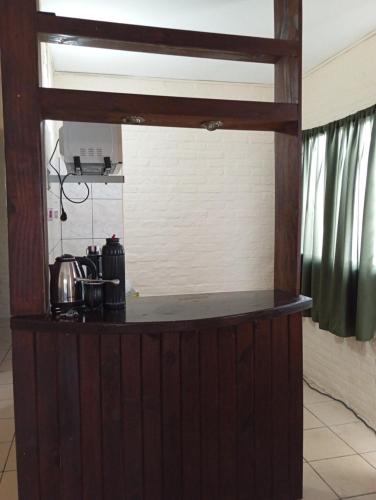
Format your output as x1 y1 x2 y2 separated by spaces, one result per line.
62 239 94 258
92 182 123 200
92 199 124 239
61 181 93 201
61 199 93 239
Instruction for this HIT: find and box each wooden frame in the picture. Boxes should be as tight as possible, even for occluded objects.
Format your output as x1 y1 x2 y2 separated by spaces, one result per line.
1 1 303 498
1 0 302 316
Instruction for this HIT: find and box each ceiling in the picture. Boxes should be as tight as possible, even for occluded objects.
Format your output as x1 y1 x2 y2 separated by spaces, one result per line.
40 0 376 84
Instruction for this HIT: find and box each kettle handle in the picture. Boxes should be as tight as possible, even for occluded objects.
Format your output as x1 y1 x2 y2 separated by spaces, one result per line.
77 256 98 279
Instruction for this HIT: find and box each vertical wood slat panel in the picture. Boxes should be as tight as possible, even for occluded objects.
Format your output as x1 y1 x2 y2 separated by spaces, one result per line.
271 316 290 499
142 334 162 500
80 334 103 500
218 326 237 500
101 334 124 500
181 331 200 500
237 322 254 500
289 313 303 499
254 319 272 500
122 334 144 500
200 328 219 500
162 332 181 500
58 332 82 500
36 332 59 500
12 330 40 500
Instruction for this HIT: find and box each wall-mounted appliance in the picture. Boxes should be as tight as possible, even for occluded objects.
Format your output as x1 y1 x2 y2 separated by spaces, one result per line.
59 121 123 176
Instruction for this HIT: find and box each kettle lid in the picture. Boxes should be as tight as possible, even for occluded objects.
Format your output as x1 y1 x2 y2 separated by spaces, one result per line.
56 254 76 262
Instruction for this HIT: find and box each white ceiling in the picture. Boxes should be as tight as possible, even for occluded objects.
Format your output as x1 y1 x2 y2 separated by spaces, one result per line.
40 0 376 84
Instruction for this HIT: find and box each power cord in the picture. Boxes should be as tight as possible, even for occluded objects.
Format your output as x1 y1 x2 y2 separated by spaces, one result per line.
48 138 90 221
304 377 376 436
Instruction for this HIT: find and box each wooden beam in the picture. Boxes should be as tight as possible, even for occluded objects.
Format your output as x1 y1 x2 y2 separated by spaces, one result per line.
0 1 48 317
39 87 298 133
37 11 298 64
274 0 302 296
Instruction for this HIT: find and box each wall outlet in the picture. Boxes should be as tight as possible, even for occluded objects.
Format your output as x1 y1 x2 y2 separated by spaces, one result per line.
47 208 53 221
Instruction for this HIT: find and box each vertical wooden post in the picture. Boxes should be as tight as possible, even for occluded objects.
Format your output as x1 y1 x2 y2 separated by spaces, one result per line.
1 1 46 499
274 0 302 295
0 0 48 316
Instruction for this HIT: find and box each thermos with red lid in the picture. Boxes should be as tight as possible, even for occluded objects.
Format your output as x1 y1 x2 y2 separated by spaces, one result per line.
102 235 125 309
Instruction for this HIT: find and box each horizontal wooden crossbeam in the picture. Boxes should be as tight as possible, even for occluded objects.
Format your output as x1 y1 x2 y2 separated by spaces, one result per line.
37 11 298 64
39 87 298 133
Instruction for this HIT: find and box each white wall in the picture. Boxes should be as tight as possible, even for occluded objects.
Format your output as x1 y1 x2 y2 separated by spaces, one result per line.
302 32 376 428
54 72 275 295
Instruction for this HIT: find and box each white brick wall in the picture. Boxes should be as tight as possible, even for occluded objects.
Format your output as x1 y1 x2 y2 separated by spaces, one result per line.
54 72 275 296
302 33 376 428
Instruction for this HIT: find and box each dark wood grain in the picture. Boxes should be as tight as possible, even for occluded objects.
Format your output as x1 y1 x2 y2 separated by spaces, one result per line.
11 290 312 335
162 332 181 500
274 0 302 294
101 334 124 500
58 333 82 500
35 332 59 500
289 313 304 499
37 11 298 64
254 320 272 500
237 322 254 500
80 334 103 500
0 0 47 315
12 330 40 500
181 331 201 500
218 326 237 500
142 334 162 500
200 328 219 500
12 311 304 500
271 316 290 499
122 334 144 500
39 87 298 133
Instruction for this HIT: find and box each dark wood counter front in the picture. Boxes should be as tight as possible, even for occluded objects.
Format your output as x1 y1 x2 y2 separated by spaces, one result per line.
11 290 311 500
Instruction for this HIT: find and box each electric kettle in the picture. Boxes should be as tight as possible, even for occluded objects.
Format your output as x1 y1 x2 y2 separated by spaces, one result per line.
49 254 97 312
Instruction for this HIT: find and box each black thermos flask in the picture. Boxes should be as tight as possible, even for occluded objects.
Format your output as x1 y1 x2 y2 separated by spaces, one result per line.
102 235 125 309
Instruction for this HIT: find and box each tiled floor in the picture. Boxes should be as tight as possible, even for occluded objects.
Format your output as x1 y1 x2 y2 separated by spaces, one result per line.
1 318 376 499
303 383 376 499
0 319 16 500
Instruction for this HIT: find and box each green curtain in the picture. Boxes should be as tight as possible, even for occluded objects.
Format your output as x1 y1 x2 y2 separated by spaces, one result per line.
301 105 376 341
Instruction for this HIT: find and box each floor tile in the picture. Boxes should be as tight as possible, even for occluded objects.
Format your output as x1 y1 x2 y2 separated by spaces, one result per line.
302 463 338 499
311 455 376 498
346 495 376 500
305 400 358 426
5 441 16 472
304 428 354 461
362 452 376 469
304 384 330 404
0 471 18 500
331 422 376 454
304 408 325 430
0 352 9 365
0 386 13 402
0 401 14 419
0 371 13 386
0 420 14 443
0 442 11 472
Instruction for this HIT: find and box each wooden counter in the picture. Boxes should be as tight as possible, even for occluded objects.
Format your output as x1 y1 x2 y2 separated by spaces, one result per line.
12 290 311 500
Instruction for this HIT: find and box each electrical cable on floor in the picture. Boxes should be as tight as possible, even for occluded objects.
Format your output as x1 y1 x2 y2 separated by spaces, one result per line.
303 377 376 436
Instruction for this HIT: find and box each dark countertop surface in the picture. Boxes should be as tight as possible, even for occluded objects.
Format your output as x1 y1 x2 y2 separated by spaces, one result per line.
12 289 312 334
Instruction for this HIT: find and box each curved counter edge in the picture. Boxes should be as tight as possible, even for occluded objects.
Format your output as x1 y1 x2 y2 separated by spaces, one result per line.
11 289 312 335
